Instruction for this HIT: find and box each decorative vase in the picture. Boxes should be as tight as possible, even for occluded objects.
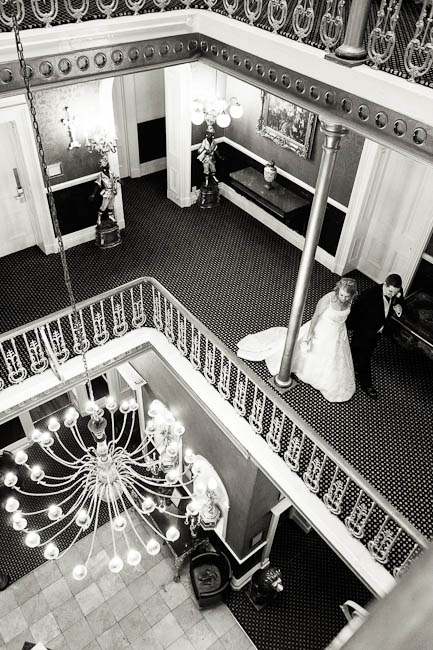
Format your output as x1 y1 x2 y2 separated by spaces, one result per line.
264 160 277 190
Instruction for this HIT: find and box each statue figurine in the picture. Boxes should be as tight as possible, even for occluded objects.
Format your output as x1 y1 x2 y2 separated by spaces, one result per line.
248 566 284 610
263 160 277 190
197 126 221 187
89 158 120 226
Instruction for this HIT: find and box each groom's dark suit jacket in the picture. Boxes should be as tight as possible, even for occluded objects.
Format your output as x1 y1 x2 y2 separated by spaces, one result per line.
346 284 405 343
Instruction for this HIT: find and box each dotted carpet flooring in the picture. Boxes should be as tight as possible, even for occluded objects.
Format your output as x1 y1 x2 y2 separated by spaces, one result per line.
1 172 430 649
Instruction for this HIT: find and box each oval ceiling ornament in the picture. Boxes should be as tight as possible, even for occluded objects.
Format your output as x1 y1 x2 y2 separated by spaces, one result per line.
0 0 24 28
223 0 239 18
124 0 146 14
95 0 119 18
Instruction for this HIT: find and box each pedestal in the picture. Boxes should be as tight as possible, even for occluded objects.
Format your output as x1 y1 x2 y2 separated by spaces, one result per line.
95 222 121 249
198 182 220 209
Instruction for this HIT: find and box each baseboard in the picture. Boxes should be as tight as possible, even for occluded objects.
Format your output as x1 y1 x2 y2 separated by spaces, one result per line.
167 188 193 208
219 183 335 272
139 157 167 176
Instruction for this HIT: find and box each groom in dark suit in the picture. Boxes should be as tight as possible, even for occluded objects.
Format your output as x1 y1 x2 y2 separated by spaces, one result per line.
346 274 404 400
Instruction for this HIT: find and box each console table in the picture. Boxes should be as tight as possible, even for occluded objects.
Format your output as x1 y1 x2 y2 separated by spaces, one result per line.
229 167 310 224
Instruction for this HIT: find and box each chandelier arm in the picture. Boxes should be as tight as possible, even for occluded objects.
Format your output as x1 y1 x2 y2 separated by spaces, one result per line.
70 423 93 454
52 431 87 463
39 444 85 467
118 412 136 452
113 478 167 543
107 483 119 558
17 478 90 517
23 487 90 537
81 492 104 567
9 6 95 405
113 412 129 446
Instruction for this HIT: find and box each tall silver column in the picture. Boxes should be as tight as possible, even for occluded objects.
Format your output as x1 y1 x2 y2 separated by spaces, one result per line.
334 0 372 64
274 121 348 390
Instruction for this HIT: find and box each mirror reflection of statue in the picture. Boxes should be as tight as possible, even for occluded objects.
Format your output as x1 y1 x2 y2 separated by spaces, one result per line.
197 125 223 209
88 157 122 248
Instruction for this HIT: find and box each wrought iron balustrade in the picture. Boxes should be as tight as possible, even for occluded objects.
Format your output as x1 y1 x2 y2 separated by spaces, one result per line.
0 1 432 85
0 276 428 581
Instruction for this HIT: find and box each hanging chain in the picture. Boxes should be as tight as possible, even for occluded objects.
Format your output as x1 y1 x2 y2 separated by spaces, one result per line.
10 1 95 403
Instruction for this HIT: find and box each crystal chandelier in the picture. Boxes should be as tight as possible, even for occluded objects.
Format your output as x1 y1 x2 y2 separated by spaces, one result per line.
4 398 205 580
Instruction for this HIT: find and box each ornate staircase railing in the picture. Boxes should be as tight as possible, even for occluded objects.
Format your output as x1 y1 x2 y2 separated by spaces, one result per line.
0 277 429 581
0 0 433 85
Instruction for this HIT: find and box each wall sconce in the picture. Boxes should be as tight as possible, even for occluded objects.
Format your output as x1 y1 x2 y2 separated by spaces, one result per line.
86 130 118 165
60 106 81 150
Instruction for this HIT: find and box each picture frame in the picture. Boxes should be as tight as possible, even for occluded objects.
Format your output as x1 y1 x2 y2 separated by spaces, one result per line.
257 90 317 159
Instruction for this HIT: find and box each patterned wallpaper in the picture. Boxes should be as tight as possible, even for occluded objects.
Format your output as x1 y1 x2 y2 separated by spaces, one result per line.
33 80 103 185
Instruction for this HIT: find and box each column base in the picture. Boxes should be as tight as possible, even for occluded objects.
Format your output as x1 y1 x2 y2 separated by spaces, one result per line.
268 374 298 394
325 51 367 67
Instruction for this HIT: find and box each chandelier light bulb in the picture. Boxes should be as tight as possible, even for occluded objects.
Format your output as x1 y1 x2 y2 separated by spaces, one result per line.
30 465 45 482
4 472 18 487
184 449 195 465
48 505 63 521
157 501 167 513
141 497 156 514
75 509 90 528
191 461 202 477
173 422 185 437
166 442 178 458
119 400 130 414
44 543 59 560
112 515 127 532
128 398 138 411
186 501 199 516
72 564 88 581
166 469 178 484
166 526 180 542
40 432 54 447
127 549 142 566
13 515 27 531
64 408 79 427
14 450 28 465
85 400 97 415
194 480 206 496
216 110 231 128
31 429 42 443
146 539 161 556
105 396 117 412
6 497 20 513
25 532 40 548
229 98 244 119
148 400 164 418
108 556 124 573
48 417 60 433
207 476 218 492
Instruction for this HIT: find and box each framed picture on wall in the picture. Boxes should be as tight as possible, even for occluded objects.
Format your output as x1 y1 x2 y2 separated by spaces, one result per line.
257 90 317 159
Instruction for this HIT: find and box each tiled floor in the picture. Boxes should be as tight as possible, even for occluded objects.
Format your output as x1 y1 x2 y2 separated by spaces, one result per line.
0 516 256 650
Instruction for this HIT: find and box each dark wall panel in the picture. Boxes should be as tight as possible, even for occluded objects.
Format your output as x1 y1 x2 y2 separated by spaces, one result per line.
138 118 167 163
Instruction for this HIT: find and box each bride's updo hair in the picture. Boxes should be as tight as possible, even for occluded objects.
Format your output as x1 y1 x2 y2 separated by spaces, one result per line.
334 277 358 301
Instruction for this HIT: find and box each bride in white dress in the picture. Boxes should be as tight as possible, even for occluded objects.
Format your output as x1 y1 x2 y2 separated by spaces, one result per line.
237 278 358 403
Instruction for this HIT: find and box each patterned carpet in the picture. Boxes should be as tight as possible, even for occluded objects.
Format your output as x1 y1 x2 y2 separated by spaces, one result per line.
2 171 431 648
1 172 432 541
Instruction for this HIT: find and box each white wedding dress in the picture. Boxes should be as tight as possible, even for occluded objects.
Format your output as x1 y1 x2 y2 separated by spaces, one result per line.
237 294 355 403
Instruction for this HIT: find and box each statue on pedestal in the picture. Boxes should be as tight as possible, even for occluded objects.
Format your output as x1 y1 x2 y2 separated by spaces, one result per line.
197 126 222 209
247 566 284 610
89 158 121 248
